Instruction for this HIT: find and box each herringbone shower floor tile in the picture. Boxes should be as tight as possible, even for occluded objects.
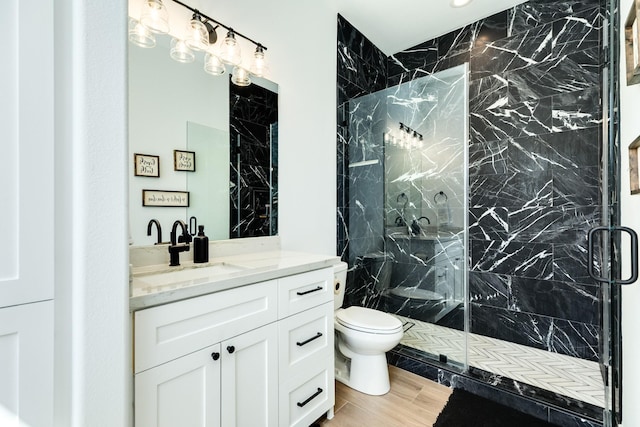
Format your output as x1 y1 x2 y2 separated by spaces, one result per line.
395 315 605 408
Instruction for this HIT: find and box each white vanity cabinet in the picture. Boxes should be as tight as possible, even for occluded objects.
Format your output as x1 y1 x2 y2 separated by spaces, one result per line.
133 266 335 427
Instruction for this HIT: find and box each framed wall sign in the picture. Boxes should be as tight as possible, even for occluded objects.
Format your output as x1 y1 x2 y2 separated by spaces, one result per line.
142 190 190 207
134 153 160 177
625 0 640 85
174 150 196 172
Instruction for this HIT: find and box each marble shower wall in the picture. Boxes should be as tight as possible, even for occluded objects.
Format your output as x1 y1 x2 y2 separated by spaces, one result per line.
230 82 278 238
337 0 605 362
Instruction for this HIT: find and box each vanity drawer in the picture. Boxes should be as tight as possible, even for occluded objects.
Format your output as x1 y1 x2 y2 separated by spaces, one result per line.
278 302 333 379
278 268 333 318
134 280 278 373
279 367 334 427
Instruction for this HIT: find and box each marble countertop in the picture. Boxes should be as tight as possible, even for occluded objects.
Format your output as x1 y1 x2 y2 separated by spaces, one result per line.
130 250 341 311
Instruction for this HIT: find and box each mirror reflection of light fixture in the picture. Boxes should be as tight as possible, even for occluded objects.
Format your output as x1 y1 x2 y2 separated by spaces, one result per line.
129 19 156 48
204 52 226 76
139 0 170 34
250 45 268 77
384 122 423 151
130 0 269 84
231 66 251 86
170 38 195 63
185 13 209 51
220 30 242 65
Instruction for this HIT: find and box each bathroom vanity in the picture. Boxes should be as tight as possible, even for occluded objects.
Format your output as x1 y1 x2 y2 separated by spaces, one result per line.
130 243 339 427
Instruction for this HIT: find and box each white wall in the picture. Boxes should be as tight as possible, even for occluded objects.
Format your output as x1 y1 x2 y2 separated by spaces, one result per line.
620 0 640 425
54 1 129 426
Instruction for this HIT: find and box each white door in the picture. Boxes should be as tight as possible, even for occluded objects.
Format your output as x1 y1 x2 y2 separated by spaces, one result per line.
135 343 222 427
0 0 54 426
221 323 279 427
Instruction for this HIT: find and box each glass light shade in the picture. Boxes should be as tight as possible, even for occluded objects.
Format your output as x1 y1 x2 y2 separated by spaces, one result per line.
450 0 473 7
219 31 241 65
204 52 226 76
170 38 195 63
185 18 209 52
249 46 269 77
231 66 251 86
139 0 170 34
128 19 156 48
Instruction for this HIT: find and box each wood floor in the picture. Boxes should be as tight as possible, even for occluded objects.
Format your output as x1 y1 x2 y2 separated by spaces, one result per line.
315 365 452 427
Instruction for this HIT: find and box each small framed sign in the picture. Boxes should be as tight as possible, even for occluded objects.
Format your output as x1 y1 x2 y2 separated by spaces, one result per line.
625 0 640 85
142 190 190 207
134 153 160 177
174 150 196 172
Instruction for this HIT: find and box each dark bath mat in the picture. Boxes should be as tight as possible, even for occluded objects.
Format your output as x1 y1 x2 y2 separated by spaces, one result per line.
434 388 556 427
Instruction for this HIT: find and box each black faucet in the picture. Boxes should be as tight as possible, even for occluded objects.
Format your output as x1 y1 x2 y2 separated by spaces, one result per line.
411 216 431 235
168 220 190 266
147 219 163 245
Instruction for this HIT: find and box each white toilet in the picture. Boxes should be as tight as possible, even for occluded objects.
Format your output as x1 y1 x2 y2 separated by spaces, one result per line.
333 262 404 395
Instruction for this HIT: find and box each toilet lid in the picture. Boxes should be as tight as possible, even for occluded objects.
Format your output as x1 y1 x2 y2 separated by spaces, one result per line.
336 306 403 334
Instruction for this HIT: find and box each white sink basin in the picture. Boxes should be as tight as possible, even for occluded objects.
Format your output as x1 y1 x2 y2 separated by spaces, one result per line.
134 262 248 289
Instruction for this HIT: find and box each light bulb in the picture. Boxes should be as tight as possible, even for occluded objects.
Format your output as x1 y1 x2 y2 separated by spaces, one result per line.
204 52 226 76
231 66 251 86
140 0 169 34
249 45 269 77
220 30 241 65
170 38 195 63
185 16 209 51
450 0 473 7
128 19 156 48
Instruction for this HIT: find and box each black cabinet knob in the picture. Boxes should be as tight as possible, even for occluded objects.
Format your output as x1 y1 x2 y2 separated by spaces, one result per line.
211 352 220 361
227 345 235 354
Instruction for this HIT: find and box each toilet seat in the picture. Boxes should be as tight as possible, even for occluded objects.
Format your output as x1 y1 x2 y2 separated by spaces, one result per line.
336 306 403 334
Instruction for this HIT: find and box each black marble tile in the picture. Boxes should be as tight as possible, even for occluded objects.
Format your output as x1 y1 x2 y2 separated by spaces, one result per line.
552 6 602 58
337 75 369 106
338 46 386 94
553 241 602 284
470 23 553 81
507 47 600 104
469 139 509 176
337 14 385 68
469 271 510 308
552 86 602 132
470 171 553 208
508 0 602 36
470 97 553 144
553 167 600 208
469 207 509 240
508 206 563 243
388 39 438 78
230 94 277 126
548 408 603 427
438 26 473 58
473 11 509 49
471 239 553 279
471 304 599 360
545 127 601 169
510 276 599 324
469 74 509 113
507 134 565 173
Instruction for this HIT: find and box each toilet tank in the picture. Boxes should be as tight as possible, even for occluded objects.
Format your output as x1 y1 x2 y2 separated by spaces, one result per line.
333 262 348 310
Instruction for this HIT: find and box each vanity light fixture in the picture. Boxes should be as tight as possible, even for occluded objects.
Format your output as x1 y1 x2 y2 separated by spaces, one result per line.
385 122 423 150
130 0 269 85
450 0 474 7
139 0 170 34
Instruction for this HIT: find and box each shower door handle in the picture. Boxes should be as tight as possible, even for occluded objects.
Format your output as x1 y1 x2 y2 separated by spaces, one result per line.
588 226 639 284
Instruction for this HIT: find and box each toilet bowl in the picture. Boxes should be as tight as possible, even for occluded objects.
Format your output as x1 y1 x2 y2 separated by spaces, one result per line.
333 262 403 395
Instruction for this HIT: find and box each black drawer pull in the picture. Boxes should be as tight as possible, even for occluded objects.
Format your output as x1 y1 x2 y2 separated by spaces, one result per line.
227 346 235 354
211 352 220 361
296 286 323 296
297 388 323 407
296 332 323 347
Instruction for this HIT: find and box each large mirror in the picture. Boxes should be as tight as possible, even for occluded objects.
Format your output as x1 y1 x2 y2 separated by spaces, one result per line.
128 34 278 245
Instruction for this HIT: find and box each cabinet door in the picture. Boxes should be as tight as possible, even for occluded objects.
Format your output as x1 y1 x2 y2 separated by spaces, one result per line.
0 301 53 427
221 323 278 427
135 343 222 427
